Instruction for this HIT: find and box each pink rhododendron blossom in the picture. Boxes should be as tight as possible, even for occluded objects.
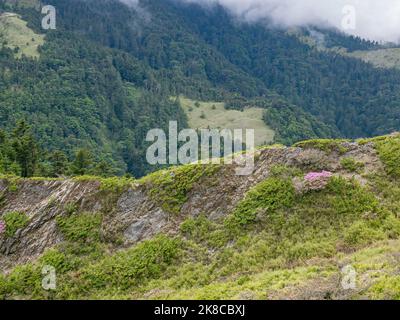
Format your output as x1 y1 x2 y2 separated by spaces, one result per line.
0 220 5 235
304 171 333 182
304 171 333 191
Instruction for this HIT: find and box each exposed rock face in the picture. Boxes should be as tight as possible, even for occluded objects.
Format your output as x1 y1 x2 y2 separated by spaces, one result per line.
0 142 382 273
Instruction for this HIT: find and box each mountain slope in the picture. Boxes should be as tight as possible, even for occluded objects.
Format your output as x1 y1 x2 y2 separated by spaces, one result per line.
1 134 400 299
2 0 400 177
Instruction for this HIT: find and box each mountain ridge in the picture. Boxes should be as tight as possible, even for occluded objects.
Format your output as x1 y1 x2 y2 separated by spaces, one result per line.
1 133 400 299
2 0 400 178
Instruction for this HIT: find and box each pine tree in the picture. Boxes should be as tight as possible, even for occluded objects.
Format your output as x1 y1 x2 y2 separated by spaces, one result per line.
48 150 68 177
11 120 38 177
69 149 93 176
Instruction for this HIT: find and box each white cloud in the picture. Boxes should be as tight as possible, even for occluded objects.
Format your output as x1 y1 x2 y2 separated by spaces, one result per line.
180 0 400 43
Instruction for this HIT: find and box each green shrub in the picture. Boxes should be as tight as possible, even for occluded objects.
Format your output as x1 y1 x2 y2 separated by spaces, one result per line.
56 213 102 243
39 248 76 274
340 157 365 173
63 202 78 215
143 164 220 214
181 216 213 241
6 264 42 297
99 176 135 193
381 214 400 239
269 165 302 178
344 221 385 247
367 275 400 299
180 215 229 248
2 211 29 238
230 177 295 226
293 139 350 154
326 177 380 216
374 136 400 178
80 235 181 290
284 241 336 262
0 274 9 299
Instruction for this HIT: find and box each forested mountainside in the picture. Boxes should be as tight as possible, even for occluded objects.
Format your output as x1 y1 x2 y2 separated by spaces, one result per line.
1 134 400 299
2 0 400 178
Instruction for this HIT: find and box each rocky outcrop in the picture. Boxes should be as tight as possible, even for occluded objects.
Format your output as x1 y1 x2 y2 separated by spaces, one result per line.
0 141 382 273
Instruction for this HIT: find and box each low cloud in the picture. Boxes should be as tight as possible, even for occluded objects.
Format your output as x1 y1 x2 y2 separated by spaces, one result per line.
180 0 400 43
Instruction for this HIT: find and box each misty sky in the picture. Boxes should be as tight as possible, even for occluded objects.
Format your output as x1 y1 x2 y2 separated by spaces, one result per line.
178 0 400 43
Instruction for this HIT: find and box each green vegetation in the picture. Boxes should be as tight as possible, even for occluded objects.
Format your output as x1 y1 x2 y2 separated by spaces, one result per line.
56 213 102 243
340 157 365 173
373 135 400 178
78 235 181 293
349 48 400 70
294 139 350 154
2 0 400 179
1 156 400 299
180 97 275 147
0 121 129 178
2 0 400 300
2 211 29 238
141 164 220 214
229 177 295 226
0 13 44 58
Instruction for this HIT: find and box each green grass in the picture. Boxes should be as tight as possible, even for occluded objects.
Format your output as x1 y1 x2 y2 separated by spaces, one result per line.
2 211 29 238
1 172 400 299
0 13 45 58
139 163 221 214
293 139 350 154
340 157 365 173
179 97 275 147
229 177 295 227
349 48 400 69
72 175 136 193
2 137 400 300
56 213 103 244
374 135 400 178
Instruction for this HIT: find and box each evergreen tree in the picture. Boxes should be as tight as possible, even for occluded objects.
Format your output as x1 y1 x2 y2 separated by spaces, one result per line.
48 150 68 177
11 120 38 177
69 149 93 176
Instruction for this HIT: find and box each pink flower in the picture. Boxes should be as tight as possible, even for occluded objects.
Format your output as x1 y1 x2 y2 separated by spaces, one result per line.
304 171 333 182
304 171 333 191
0 220 5 235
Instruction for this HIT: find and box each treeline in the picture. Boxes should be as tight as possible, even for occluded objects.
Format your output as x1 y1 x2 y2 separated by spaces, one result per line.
0 25 187 178
47 0 400 139
0 120 121 178
304 27 381 52
3 0 400 178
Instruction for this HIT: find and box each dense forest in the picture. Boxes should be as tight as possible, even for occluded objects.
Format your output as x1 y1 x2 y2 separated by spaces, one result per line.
0 120 128 177
2 0 400 177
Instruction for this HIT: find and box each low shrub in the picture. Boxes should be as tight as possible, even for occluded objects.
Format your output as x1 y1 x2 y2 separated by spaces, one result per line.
340 157 365 173
56 213 102 243
142 164 220 214
293 139 350 154
374 136 400 178
229 177 295 226
2 211 29 238
80 235 182 290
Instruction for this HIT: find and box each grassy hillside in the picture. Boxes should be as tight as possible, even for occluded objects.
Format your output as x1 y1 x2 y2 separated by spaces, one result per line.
180 97 275 146
295 28 400 70
1 134 400 300
3 0 400 178
0 13 44 58
348 48 400 69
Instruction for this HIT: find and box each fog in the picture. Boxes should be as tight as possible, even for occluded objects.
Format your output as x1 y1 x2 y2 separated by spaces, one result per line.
179 0 400 43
